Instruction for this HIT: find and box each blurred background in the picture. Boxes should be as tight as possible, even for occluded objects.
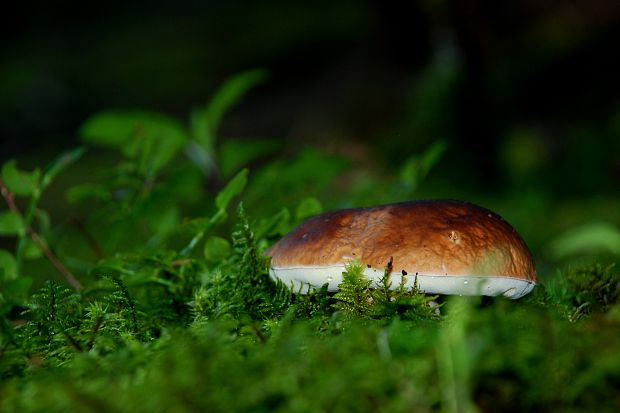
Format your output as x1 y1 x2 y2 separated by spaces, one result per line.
2 0 620 277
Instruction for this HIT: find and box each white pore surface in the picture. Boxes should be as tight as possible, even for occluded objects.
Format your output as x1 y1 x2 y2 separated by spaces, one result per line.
270 265 536 299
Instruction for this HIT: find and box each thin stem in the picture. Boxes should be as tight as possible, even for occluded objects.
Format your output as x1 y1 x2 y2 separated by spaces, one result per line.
0 180 19 215
15 186 40 270
70 217 104 260
30 232 83 291
170 258 193 267
0 179 82 291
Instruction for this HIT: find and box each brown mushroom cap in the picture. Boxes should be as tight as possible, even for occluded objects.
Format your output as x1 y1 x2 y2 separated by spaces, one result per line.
266 200 537 299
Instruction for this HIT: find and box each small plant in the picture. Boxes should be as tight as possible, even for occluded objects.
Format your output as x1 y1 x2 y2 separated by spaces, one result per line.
333 260 374 317
0 149 85 295
292 283 332 319
549 263 619 321
17 281 83 366
191 204 284 321
334 258 441 320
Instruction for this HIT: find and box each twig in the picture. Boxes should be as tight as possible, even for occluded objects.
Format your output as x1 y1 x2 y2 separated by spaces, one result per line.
31 232 83 291
0 179 83 291
170 258 193 267
0 180 19 215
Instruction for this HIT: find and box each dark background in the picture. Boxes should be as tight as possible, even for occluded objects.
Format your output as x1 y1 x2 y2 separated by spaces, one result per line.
2 0 620 198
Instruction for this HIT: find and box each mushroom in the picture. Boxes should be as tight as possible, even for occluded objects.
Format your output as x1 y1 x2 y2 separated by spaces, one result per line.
266 200 537 299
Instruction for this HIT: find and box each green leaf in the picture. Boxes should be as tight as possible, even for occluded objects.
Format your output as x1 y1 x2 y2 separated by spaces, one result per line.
400 140 447 191
66 183 111 204
184 140 216 176
215 168 249 210
34 209 51 239
80 110 189 176
180 209 229 256
0 249 17 280
1 160 41 196
249 148 349 202
189 108 214 155
218 138 281 178
0 276 32 304
147 206 180 238
41 147 86 189
421 140 447 171
183 209 228 234
0 211 25 237
23 238 43 260
547 222 620 259
295 197 323 221
203 236 232 263
191 69 268 150
255 208 291 239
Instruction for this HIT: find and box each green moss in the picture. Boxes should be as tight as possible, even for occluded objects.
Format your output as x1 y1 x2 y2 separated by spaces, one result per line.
547 262 620 321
